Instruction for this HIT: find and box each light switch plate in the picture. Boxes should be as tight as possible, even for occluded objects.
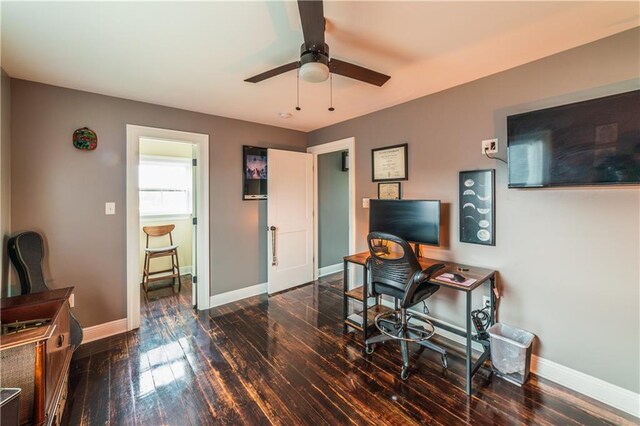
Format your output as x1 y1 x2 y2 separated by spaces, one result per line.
105 202 116 215
362 198 370 208
69 293 75 308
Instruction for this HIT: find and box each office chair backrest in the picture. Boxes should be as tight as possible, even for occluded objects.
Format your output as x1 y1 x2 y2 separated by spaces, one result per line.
367 232 421 294
7 231 84 348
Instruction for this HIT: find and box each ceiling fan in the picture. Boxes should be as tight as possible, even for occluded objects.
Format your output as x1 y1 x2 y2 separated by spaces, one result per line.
244 0 390 87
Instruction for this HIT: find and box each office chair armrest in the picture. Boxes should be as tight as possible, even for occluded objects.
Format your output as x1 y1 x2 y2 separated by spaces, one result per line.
401 263 446 307
415 263 446 284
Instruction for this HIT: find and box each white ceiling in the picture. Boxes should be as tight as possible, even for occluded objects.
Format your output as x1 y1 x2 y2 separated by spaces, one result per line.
2 1 638 132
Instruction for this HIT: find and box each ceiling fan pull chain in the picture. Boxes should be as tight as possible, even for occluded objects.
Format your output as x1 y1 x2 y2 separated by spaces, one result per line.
296 68 301 111
328 73 335 112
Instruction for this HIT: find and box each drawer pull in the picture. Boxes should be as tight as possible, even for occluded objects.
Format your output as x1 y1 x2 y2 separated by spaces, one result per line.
57 334 65 347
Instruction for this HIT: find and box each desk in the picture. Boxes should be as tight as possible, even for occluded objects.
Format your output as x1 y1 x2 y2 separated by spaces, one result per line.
343 252 497 395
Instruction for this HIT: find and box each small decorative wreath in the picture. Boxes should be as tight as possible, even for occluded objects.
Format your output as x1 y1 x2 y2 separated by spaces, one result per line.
73 127 97 151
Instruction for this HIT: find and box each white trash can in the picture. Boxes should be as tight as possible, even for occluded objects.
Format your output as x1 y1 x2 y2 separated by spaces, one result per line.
487 323 535 386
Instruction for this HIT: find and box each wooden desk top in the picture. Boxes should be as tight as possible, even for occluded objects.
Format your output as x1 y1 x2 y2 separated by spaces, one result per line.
344 252 495 292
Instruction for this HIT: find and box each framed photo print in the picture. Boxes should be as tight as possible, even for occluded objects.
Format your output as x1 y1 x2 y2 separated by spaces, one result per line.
378 182 401 200
243 146 268 200
459 169 495 246
372 143 408 182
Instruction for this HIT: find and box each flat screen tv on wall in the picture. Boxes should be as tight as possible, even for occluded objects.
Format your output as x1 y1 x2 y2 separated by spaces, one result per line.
507 90 640 188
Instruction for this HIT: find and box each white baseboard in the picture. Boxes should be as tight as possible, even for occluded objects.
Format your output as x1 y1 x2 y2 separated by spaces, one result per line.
209 282 267 308
531 355 639 418
82 318 128 344
139 265 192 282
318 263 343 277
379 299 639 418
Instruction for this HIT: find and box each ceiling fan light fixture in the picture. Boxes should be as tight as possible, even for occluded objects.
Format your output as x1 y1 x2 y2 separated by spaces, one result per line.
299 42 330 83
299 61 330 83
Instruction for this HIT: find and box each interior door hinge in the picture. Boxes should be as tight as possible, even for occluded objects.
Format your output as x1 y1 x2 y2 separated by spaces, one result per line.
193 276 197 284
192 217 197 225
192 158 197 167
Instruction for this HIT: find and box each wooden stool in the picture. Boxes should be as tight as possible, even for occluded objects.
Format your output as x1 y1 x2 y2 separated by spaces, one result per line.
142 224 182 294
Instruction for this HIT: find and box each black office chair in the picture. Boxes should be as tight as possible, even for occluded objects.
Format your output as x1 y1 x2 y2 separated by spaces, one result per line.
364 232 448 380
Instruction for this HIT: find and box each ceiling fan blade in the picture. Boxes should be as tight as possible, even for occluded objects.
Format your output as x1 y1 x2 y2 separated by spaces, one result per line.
297 0 325 46
244 62 300 83
329 59 390 87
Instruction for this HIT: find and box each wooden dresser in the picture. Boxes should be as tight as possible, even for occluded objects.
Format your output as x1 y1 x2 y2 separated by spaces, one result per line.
1 288 74 426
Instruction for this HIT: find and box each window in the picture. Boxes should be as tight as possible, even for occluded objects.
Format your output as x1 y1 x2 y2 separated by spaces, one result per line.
139 156 192 217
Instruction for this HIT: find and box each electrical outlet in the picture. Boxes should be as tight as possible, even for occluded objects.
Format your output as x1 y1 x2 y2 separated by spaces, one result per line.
482 295 491 308
70 293 75 308
482 138 498 154
362 198 370 208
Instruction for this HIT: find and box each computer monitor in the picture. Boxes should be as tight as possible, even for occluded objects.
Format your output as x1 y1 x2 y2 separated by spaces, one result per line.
369 199 441 247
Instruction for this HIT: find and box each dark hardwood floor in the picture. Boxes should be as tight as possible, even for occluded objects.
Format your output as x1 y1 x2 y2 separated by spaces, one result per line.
63 274 636 425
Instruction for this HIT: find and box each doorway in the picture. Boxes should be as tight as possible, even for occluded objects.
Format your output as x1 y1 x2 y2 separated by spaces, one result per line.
138 138 195 305
126 125 210 331
317 150 349 276
307 137 356 280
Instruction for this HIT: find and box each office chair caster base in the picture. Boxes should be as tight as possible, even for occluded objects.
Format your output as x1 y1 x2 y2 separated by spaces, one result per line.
374 311 435 342
400 367 410 380
441 353 448 369
365 344 374 355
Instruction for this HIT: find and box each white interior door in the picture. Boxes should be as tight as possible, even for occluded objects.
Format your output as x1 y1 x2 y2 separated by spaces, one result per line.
267 149 313 294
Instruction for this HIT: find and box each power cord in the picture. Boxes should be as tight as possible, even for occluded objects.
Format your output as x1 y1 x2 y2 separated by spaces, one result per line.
484 151 508 165
471 304 492 340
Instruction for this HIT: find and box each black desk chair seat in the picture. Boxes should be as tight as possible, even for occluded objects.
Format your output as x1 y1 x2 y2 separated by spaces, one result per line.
365 232 448 380
373 281 439 304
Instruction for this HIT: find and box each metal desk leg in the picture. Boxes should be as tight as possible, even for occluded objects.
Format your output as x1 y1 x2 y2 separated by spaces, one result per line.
343 260 348 333
465 291 472 395
489 276 496 326
362 264 369 342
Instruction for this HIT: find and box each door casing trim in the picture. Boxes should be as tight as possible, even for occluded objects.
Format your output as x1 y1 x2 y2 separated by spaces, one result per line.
307 137 356 280
125 125 210 331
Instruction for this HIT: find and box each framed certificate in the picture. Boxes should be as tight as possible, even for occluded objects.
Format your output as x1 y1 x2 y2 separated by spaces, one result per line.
372 143 408 182
378 182 401 200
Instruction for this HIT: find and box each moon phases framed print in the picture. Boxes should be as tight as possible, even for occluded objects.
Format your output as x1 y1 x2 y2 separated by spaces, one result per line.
459 169 495 246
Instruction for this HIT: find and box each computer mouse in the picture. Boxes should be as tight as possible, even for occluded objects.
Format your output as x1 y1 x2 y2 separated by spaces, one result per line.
452 273 466 283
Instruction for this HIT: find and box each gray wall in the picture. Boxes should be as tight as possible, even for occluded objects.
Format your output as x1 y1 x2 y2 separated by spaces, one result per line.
0 69 12 296
318 151 348 268
308 28 640 393
10 79 306 327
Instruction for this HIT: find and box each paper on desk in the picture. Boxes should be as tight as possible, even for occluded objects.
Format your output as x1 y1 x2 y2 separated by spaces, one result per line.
435 273 477 286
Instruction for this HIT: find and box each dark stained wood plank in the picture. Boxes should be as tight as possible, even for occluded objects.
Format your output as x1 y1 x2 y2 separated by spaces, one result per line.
62 275 638 426
81 348 110 424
